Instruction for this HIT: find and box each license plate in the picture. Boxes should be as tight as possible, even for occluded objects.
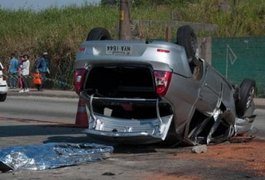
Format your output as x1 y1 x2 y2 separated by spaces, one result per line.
106 45 132 55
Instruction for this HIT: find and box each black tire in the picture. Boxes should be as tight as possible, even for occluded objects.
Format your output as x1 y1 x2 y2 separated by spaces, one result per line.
236 79 256 117
86 27 112 41
176 25 198 61
0 94 7 102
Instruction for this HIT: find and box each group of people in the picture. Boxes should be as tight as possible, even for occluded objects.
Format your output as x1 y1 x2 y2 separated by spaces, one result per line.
8 52 50 93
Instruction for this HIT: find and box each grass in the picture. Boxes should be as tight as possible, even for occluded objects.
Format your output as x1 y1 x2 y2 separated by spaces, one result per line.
0 0 264 88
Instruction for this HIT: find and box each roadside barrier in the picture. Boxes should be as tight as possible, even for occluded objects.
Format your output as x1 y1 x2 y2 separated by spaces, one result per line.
75 97 89 128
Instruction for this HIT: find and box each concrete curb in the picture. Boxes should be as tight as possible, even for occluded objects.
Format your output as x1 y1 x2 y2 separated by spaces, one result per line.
254 99 265 109
7 88 78 99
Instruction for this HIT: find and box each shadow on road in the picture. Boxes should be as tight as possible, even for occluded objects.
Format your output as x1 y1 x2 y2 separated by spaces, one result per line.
0 124 85 137
45 135 160 153
44 135 98 144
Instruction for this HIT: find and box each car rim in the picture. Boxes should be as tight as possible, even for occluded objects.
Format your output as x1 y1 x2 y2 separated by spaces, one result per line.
246 87 255 109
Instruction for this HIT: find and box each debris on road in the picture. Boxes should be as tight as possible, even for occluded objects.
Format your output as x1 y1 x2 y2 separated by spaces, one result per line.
191 145 208 154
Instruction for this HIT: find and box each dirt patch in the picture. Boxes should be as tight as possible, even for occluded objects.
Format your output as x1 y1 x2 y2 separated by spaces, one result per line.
144 174 201 180
176 139 265 176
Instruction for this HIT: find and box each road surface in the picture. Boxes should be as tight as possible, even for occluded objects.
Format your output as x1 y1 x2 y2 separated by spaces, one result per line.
0 96 264 179
0 96 78 123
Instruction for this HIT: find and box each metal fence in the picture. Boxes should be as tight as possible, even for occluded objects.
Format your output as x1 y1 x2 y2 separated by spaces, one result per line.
212 36 265 97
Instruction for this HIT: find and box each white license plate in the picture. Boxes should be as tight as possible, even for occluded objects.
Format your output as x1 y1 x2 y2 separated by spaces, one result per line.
106 45 132 55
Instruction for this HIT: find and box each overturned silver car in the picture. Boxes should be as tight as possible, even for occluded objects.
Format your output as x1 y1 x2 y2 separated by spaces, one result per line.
74 26 256 145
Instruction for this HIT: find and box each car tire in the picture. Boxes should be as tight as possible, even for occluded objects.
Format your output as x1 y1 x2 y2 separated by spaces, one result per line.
0 94 7 102
176 25 198 61
86 27 112 41
236 79 256 117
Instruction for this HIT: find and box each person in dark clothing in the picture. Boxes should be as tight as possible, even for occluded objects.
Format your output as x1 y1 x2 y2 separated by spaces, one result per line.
8 53 19 88
35 52 50 90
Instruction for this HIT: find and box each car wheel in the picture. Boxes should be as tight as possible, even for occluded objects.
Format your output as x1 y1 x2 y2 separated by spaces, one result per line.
86 27 112 41
176 25 198 61
236 79 256 117
0 94 7 102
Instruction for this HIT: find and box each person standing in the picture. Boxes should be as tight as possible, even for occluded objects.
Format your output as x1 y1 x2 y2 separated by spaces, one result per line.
35 52 50 90
19 54 30 93
8 53 19 88
17 55 24 89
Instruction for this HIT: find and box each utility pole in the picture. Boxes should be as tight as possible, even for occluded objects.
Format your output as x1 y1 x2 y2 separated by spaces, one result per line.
119 0 132 40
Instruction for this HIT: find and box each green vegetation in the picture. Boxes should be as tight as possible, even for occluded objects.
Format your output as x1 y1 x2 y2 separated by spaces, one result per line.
0 0 264 88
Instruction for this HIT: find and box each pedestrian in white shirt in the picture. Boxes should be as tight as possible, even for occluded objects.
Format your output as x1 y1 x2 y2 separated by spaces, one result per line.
19 54 30 93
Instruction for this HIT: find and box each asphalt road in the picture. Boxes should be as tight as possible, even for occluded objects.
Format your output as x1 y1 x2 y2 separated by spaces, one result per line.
0 96 264 179
1 95 265 139
0 96 78 123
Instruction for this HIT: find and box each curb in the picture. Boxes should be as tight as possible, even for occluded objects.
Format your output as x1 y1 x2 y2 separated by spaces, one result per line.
7 88 78 99
254 99 265 109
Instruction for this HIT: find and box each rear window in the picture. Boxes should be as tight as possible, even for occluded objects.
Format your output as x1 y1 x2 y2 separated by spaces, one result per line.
85 65 156 98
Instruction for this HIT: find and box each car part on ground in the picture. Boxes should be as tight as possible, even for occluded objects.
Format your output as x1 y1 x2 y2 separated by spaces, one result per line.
0 62 8 102
74 26 257 146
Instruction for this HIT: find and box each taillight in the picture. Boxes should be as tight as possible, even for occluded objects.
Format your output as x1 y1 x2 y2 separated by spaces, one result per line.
74 68 87 94
154 70 172 96
157 49 170 53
